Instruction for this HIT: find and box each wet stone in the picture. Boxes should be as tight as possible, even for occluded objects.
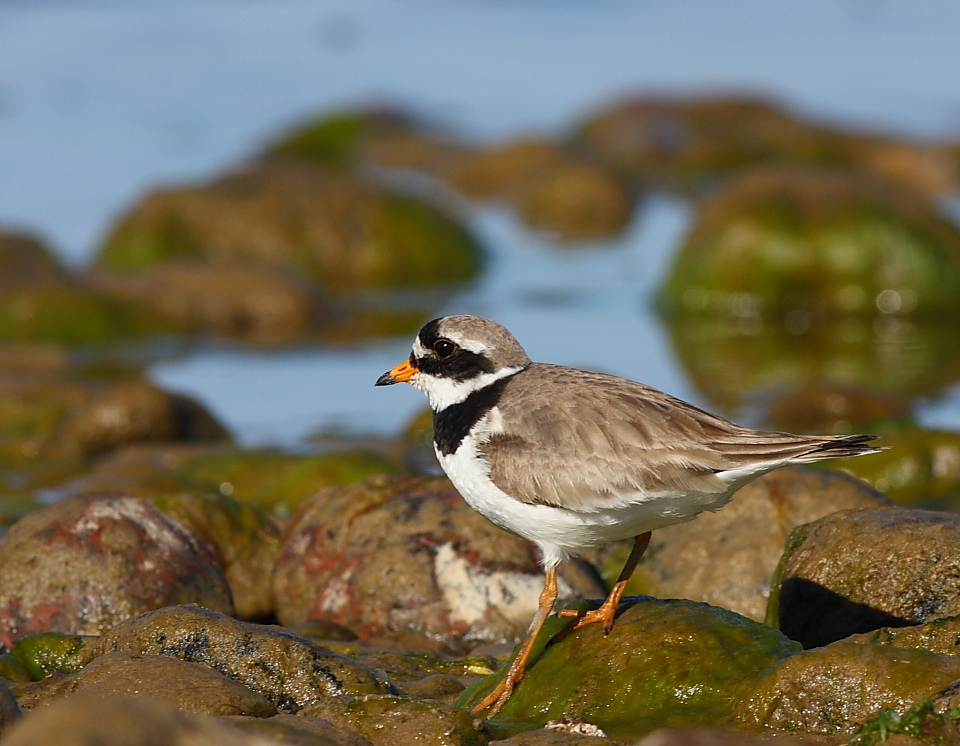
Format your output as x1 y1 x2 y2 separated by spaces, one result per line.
0 492 234 648
94 604 390 712
271 474 604 653
459 597 799 742
147 491 281 620
735 640 960 734
16 651 277 717
220 713 375 745
769 507 960 648
301 693 486 746
2 694 276 746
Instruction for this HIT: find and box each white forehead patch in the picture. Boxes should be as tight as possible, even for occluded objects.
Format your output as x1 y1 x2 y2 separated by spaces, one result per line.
444 331 491 355
413 331 491 357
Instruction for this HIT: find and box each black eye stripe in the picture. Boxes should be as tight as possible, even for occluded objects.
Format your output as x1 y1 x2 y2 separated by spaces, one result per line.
415 348 495 381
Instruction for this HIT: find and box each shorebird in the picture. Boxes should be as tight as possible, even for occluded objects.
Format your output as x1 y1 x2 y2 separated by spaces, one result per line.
376 315 880 717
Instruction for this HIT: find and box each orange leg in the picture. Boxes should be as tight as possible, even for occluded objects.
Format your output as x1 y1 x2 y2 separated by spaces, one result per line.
472 566 558 718
558 532 651 633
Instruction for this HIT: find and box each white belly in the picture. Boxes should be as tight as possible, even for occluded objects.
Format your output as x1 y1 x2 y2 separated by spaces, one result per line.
436 429 732 568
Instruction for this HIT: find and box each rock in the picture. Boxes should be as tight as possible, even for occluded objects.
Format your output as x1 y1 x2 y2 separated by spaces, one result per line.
632 729 831 745
459 597 799 741
0 230 67 283
89 261 325 344
490 728 620 746
272 475 604 653
810 428 960 510
0 679 20 736
846 615 960 656
587 468 891 622
735 640 960 734
301 694 485 746
220 713 374 745
176 448 402 518
17 651 277 717
2 694 277 746
0 653 31 681
268 106 465 179
0 278 175 346
447 139 634 241
94 605 389 712
769 507 960 648
0 493 234 647
95 162 481 296
55 378 229 458
147 492 281 620
574 94 955 195
660 166 960 321
9 632 97 680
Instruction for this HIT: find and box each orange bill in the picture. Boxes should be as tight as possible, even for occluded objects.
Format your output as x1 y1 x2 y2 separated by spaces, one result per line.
375 358 419 386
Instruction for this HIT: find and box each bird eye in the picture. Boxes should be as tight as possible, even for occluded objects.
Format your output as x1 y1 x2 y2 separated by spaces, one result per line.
433 339 458 359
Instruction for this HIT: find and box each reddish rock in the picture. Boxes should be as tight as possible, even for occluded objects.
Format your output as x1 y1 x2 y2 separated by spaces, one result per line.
272 475 604 653
0 492 234 647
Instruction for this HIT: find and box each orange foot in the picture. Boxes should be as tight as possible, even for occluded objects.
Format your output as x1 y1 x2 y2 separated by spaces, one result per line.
471 666 521 718
557 597 619 634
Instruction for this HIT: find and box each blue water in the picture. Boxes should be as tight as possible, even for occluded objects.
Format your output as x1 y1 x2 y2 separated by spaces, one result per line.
2 0 960 445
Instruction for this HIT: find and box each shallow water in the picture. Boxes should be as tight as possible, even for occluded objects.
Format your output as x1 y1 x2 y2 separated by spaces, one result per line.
2 0 960 444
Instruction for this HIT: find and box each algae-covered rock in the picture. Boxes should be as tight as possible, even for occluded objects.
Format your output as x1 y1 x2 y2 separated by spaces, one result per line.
301 694 485 746
18 651 277 717
0 280 177 345
272 475 603 653
813 428 960 510
95 604 389 712
0 493 234 647
95 162 481 295
10 632 97 680
735 641 960 734
459 597 799 741
148 491 280 620
769 508 960 648
0 230 66 282
664 314 960 413
268 106 463 176
176 448 401 516
659 166 960 320
0 654 31 682
587 467 890 622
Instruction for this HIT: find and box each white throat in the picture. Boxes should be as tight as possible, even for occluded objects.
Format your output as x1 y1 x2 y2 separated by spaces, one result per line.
413 365 525 411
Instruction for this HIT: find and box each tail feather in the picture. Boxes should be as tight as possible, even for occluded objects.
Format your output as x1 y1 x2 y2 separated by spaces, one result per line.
792 433 884 462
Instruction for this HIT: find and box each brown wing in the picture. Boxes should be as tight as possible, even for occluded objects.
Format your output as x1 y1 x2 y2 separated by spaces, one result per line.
483 363 875 510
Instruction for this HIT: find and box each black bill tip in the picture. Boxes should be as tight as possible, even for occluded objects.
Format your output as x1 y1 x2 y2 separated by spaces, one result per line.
375 372 396 386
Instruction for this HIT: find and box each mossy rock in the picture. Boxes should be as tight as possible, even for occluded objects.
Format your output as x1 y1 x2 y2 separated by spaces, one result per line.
147 491 280 620
95 163 482 296
457 596 800 741
663 314 960 413
10 633 97 680
659 166 960 320
175 449 402 516
0 282 177 345
811 428 960 510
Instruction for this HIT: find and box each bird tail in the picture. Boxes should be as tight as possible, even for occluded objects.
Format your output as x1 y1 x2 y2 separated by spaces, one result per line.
791 433 884 462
